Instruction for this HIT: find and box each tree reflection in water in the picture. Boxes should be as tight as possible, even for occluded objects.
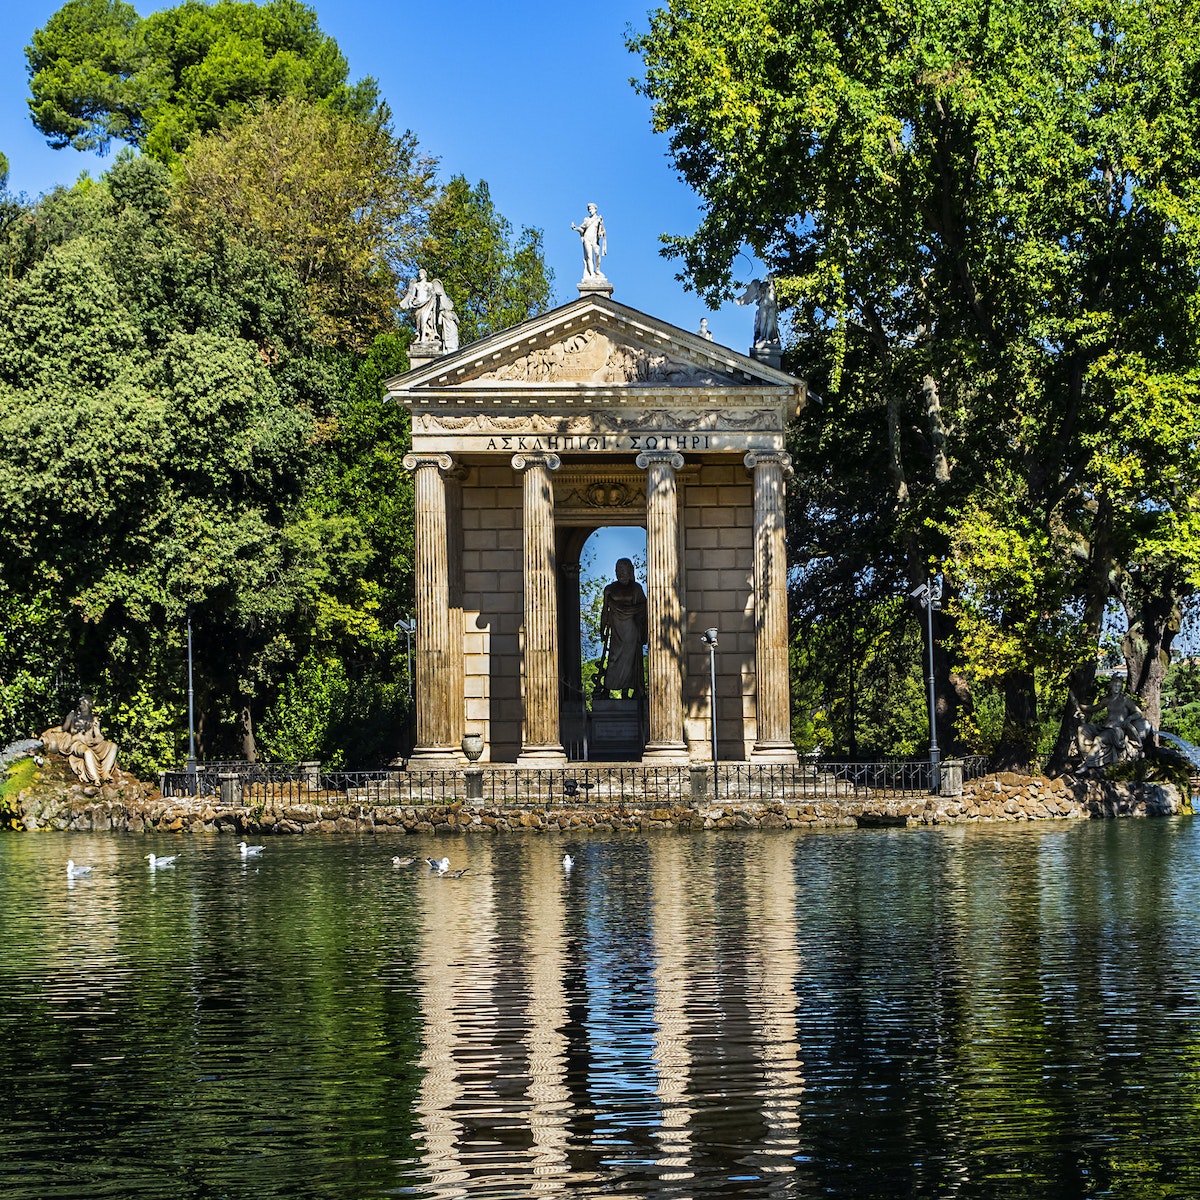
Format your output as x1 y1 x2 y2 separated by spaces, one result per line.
1 822 1200 1197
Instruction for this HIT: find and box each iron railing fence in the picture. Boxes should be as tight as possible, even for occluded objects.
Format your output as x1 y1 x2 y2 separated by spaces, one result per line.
160 755 990 807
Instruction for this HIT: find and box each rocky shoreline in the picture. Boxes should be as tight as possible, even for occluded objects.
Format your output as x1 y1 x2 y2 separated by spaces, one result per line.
1 756 1189 835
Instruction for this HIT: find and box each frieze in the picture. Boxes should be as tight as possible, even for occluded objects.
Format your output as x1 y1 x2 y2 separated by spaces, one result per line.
414 408 782 435
475 328 741 386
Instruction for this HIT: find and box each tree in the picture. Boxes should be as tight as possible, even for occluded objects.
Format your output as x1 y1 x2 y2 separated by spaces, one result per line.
633 0 1200 768
171 96 435 351
0 153 340 763
26 0 377 161
412 176 554 346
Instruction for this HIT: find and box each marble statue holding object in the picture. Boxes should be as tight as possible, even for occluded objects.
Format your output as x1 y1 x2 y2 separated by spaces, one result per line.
572 204 607 281
1072 677 1153 772
594 558 647 700
39 694 119 785
400 270 460 354
736 277 781 348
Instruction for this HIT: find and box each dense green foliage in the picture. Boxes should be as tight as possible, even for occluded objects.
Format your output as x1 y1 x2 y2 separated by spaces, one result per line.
415 176 554 348
634 0 1200 765
172 97 435 351
1 3 551 773
27 0 378 160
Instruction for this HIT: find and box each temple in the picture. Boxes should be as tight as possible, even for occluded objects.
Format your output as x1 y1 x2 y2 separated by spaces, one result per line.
385 289 805 767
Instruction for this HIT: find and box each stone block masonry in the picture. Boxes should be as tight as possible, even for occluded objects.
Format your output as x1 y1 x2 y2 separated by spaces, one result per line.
4 764 1189 835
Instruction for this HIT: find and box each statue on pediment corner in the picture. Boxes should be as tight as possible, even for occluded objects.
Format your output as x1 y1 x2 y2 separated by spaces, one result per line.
736 277 781 349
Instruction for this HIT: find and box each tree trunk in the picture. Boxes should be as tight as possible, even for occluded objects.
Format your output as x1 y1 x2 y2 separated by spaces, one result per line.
1120 583 1183 730
993 668 1039 770
1047 507 1113 775
239 702 258 762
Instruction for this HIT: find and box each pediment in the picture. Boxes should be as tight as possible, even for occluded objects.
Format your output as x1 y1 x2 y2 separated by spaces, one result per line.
386 295 804 396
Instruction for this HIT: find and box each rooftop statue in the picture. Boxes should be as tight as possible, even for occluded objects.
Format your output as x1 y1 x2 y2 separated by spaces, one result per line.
39 694 119 785
736 277 781 349
400 270 460 354
572 203 607 281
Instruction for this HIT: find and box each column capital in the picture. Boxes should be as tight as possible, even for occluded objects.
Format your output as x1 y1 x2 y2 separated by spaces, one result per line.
636 450 684 471
743 450 794 481
511 452 562 473
402 452 453 474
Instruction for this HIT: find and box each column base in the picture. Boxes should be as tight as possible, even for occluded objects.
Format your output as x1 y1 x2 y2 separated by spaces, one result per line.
749 741 800 764
516 743 568 768
641 740 690 763
406 745 463 770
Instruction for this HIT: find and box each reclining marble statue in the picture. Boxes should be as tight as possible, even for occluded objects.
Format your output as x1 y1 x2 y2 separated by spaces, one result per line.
1072 677 1152 772
594 558 647 700
40 694 119 784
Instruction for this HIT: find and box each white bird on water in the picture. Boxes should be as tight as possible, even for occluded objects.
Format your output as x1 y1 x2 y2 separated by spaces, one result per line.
146 853 177 869
239 841 265 858
426 856 450 873
66 859 91 879
562 854 574 871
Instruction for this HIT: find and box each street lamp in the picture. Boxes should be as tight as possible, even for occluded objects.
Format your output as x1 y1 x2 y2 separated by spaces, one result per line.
185 609 198 796
394 618 415 706
909 578 942 780
700 627 719 796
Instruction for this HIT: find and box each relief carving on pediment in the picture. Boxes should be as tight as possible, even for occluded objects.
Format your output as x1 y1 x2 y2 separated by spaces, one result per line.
476 327 741 385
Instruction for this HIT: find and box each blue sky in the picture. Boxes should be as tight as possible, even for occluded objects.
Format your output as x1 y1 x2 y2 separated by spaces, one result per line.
0 0 763 350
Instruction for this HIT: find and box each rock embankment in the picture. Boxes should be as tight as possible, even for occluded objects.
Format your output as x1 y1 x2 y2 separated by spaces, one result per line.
1 758 1189 835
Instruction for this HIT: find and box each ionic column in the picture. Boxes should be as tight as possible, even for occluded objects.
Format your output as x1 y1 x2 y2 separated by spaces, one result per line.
745 452 799 763
513 453 567 765
446 466 468 754
637 451 689 761
402 452 460 766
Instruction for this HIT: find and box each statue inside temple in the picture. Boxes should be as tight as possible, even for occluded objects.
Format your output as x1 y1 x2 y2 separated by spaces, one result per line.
594 558 647 700
40 694 119 785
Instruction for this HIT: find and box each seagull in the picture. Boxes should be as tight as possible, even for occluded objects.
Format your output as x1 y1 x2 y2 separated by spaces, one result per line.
239 841 265 858
146 853 177 869
426 856 450 873
66 859 91 879
562 854 574 871
392 856 416 868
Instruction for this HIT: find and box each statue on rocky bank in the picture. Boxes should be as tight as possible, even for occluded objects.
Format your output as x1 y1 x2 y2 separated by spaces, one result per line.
40 694 119 785
1072 677 1152 772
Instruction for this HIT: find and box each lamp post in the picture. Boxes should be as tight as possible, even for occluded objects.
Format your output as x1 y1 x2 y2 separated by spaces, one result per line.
700 627 719 797
909 578 942 781
394 618 415 706
185 609 198 796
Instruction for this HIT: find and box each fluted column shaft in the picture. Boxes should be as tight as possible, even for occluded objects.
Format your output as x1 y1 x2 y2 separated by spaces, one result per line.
746 452 799 762
637 451 689 760
514 453 567 765
403 453 460 765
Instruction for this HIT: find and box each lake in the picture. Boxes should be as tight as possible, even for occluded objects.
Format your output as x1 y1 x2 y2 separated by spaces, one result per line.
3 820 1200 1198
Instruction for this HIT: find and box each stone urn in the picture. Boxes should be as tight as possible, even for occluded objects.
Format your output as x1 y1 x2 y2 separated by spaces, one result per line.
461 734 484 763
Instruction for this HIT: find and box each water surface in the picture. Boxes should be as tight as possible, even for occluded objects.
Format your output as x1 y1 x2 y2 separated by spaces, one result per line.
3 821 1200 1198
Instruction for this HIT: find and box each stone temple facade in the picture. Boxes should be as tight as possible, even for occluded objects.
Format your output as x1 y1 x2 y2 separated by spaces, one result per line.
385 293 806 768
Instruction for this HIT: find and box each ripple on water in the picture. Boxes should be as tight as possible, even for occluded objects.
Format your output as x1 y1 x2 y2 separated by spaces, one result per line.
4 824 1200 1196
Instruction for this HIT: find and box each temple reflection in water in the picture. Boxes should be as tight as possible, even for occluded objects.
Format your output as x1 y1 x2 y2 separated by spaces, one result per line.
411 837 804 1196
